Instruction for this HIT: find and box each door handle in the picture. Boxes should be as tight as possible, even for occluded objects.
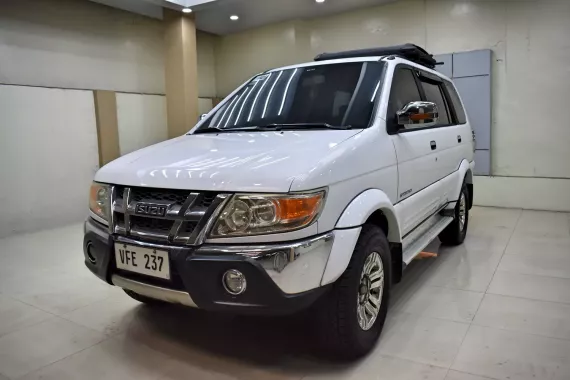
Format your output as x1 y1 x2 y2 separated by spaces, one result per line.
457 135 462 143
430 140 437 150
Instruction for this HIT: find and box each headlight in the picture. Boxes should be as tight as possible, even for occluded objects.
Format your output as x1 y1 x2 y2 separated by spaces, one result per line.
210 191 325 237
89 182 111 223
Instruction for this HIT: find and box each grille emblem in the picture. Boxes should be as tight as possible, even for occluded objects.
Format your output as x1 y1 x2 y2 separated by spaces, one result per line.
135 203 168 217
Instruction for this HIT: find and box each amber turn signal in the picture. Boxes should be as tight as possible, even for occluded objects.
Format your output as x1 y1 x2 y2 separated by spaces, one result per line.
275 194 323 223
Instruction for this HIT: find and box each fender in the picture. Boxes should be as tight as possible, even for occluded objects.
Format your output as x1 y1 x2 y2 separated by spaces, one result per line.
320 189 401 286
335 189 401 242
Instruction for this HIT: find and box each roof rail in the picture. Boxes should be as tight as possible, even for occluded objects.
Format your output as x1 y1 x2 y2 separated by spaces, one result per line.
314 43 437 69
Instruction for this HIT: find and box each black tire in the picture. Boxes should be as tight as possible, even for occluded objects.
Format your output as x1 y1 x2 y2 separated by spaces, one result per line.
316 224 391 360
123 289 166 305
439 182 469 246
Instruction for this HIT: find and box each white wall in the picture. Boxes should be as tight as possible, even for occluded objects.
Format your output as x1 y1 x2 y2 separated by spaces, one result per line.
214 0 570 211
117 93 168 156
116 94 213 155
0 85 99 238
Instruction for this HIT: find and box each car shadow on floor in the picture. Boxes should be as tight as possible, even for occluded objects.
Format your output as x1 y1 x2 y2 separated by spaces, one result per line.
119 244 443 377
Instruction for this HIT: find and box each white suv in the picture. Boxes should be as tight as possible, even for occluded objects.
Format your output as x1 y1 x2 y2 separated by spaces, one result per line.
84 44 474 358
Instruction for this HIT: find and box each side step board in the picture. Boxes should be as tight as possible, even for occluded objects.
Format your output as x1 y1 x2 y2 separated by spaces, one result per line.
402 214 454 265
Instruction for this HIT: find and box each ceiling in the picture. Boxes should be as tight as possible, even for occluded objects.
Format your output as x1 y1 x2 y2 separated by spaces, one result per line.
91 0 396 35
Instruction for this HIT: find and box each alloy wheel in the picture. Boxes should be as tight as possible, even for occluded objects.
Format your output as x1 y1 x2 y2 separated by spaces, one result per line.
357 251 384 331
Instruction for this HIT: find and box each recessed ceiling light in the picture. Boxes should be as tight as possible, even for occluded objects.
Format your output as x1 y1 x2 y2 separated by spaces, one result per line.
230 15 239 21
316 0 325 3
182 7 192 13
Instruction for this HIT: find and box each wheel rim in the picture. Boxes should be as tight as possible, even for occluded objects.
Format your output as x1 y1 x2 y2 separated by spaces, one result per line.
459 192 467 231
357 251 384 331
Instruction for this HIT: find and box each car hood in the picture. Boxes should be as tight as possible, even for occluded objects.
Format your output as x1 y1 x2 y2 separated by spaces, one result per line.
95 130 361 193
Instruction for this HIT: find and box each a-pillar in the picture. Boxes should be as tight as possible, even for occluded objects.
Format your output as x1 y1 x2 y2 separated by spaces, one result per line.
164 9 199 138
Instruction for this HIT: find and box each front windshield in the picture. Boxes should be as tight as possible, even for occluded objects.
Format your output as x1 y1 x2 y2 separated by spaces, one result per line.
197 61 385 132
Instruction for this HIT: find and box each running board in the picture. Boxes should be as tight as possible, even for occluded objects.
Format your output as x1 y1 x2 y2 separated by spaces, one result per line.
402 214 454 265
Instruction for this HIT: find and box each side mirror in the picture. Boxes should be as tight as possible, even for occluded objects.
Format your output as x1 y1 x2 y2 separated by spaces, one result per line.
396 101 438 130
199 114 208 121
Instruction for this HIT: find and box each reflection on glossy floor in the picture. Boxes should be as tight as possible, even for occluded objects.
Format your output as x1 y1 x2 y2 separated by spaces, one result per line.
1 207 570 380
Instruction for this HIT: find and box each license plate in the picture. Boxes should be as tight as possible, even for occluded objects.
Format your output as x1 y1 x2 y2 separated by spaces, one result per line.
114 243 170 280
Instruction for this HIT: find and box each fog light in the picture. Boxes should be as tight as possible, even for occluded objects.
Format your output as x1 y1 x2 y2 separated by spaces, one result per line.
86 242 97 264
222 269 246 295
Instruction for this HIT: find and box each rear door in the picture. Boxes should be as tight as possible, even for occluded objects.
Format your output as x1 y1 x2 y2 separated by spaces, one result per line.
416 73 473 203
388 65 442 234
415 71 458 203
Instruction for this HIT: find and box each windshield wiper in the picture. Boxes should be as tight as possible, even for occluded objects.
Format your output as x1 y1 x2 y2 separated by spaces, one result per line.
193 123 356 134
192 126 259 134
251 123 354 131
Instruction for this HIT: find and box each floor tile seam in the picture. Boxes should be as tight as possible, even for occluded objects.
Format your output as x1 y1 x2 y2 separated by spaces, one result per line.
388 310 473 326
493 267 570 281
446 368 502 380
479 291 570 307
482 209 523 295
10 335 110 380
444 205 517 379
469 320 570 343
485 288 570 306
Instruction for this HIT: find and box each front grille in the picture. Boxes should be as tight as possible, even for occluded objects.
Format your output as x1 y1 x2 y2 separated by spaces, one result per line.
110 186 227 245
131 188 189 205
196 192 218 207
130 216 172 233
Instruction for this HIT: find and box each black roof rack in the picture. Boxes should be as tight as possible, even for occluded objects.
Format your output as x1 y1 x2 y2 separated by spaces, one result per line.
314 43 437 69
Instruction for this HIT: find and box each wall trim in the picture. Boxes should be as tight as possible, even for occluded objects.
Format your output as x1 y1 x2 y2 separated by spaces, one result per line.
474 176 570 212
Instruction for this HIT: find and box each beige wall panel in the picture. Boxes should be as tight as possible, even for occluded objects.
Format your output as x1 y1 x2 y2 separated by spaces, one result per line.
164 10 199 138
307 1 426 58
215 21 300 96
0 0 165 94
93 90 120 166
197 31 218 99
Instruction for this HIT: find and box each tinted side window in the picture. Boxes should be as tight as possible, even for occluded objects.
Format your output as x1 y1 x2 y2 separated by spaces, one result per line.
420 79 450 126
388 68 422 125
444 81 467 124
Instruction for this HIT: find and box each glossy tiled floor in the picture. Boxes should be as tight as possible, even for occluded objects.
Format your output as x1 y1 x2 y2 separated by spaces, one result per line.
1 207 570 380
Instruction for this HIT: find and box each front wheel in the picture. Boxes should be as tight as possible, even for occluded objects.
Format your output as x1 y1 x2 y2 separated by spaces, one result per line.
316 225 391 360
439 183 469 245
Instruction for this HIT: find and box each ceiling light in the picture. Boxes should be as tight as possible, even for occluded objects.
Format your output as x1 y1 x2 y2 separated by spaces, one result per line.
316 0 326 3
182 8 192 13
230 15 239 21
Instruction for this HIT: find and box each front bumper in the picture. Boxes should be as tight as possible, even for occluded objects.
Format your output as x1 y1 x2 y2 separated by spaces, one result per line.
83 218 333 314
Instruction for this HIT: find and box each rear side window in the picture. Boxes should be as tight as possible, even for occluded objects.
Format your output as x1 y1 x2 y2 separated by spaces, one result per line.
388 68 422 124
420 79 450 126
444 81 467 124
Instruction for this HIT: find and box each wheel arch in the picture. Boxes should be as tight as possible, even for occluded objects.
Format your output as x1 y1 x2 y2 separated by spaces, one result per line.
464 167 474 209
452 160 474 210
335 189 401 243
322 189 402 286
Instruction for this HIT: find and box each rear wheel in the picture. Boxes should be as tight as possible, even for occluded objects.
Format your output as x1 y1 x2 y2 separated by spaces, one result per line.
439 183 469 245
316 225 391 360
